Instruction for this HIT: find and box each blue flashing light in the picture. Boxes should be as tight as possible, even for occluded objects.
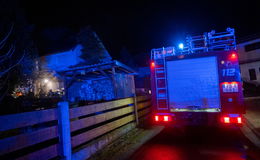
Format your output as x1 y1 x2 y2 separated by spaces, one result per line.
178 43 184 50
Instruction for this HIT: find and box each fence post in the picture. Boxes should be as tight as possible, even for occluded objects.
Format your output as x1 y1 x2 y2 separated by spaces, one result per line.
131 75 139 125
57 101 72 160
133 94 139 125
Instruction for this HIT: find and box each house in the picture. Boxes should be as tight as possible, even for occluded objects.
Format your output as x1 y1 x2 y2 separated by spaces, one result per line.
35 28 136 102
237 36 260 86
135 67 151 95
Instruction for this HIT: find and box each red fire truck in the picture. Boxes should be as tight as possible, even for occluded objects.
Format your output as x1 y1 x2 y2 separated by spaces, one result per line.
150 28 245 126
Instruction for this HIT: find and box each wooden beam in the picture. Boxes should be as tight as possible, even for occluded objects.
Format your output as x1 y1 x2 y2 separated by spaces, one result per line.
72 122 135 160
113 60 136 73
137 101 151 110
16 144 59 160
70 106 134 132
64 72 78 100
69 97 134 119
71 114 135 148
99 69 111 78
57 61 114 74
0 108 57 132
111 67 117 99
137 96 151 102
57 101 71 160
0 126 58 154
138 108 151 118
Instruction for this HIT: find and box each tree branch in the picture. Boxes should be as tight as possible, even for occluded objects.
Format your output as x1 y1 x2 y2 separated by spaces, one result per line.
0 50 26 78
0 23 14 49
0 44 15 63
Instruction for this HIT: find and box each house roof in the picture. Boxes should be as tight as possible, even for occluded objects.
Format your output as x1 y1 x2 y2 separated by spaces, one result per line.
237 34 260 44
57 60 137 80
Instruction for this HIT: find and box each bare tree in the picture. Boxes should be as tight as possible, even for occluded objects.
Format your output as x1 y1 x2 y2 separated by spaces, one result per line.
0 23 26 77
0 0 37 102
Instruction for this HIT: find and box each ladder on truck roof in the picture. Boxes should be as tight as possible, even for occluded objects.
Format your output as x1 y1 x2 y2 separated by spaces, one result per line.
151 28 236 60
151 28 237 110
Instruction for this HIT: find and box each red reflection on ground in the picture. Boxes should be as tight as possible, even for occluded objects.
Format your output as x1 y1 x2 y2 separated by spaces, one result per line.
130 145 245 160
132 144 182 160
129 127 250 160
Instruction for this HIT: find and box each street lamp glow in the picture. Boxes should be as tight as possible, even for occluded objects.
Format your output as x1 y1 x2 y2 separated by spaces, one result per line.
43 78 49 83
178 43 184 50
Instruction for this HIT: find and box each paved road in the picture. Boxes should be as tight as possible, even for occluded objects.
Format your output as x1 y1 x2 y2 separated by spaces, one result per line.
129 126 260 160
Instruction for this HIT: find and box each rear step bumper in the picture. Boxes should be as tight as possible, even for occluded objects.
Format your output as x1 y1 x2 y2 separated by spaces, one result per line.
152 112 243 127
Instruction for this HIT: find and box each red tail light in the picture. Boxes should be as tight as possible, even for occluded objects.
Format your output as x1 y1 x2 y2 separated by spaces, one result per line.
237 117 242 124
224 117 230 123
163 116 169 122
221 114 243 125
229 52 238 61
154 115 172 122
155 115 159 122
151 61 155 68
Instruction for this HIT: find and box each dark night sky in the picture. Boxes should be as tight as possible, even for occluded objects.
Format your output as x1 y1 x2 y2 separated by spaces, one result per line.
20 0 260 57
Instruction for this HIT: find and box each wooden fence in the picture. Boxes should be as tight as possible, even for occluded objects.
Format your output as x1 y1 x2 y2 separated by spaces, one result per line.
0 95 151 160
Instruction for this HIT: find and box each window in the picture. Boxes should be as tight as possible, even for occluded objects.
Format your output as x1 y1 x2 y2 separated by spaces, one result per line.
249 69 257 80
244 42 260 52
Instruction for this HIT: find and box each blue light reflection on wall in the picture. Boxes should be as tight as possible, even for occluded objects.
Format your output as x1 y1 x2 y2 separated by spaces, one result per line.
43 44 84 72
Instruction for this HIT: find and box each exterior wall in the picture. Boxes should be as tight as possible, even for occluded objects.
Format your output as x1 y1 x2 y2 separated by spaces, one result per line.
68 78 115 102
237 38 260 85
67 74 135 102
237 38 260 62
240 61 260 85
135 67 151 95
114 74 135 99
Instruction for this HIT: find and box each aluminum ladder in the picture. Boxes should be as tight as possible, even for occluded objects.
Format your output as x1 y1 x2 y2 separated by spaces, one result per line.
153 48 169 110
